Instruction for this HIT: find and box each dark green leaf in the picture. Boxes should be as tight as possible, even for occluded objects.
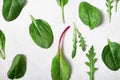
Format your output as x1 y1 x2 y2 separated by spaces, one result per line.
115 0 119 12
78 2 101 30
102 39 120 70
0 30 6 60
7 54 27 79
2 0 25 21
51 50 70 80
29 15 54 48
85 46 97 80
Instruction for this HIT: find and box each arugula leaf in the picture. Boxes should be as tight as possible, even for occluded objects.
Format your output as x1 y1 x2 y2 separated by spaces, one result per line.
51 26 71 80
72 26 77 58
106 0 113 22
56 0 68 23
115 0 119 12
72 23 86 58
85 46 97 80
0 30 6 60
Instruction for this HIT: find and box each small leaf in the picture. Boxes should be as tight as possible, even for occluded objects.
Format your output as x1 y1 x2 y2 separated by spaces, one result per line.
78 1 101 29
85 46 97 80
2 0 26 21
29 15 54 48
7 54 27 79
56 0 68 23
0 30 6 60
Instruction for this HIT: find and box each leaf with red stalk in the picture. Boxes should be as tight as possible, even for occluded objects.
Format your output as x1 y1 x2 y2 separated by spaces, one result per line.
51 26 71 80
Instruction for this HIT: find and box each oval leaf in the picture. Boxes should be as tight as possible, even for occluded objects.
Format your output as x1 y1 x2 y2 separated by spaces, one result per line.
78 2 101 30
2 0 25 21
51 51 70 80
29 15 54 48
102 40 120 71
0 30 6 60
7 54 27 79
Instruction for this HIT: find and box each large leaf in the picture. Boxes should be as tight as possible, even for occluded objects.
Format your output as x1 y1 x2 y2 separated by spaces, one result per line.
2 0 25 21
78 2 101 30
0 30 6 60
29 15 54 48
51 50 70 80
7 54 27 79
102 39 120 71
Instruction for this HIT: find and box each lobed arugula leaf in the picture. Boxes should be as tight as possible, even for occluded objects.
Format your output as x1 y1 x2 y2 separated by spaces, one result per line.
106 0 113 22
85 46 97 80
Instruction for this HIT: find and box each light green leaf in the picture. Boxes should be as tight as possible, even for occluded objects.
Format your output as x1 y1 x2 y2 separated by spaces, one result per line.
78 2 101 29
51 50 70 80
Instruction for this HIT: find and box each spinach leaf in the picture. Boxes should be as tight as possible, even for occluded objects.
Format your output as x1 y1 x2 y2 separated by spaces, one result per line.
7 54 27 79
85 46 97 80
2 0 26 21
29 15 54 48
102 39 120 71
78 2 101 30
51 26 71 80
0 30 6 60
56 0 68 23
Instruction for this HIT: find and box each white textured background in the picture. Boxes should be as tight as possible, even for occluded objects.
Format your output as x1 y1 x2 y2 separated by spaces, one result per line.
0 0 120 80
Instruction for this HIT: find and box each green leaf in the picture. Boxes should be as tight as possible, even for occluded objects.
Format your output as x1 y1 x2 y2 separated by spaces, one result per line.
78 2 101 30
7 54 27 79
71 23 86 58
85 46 97 80
51 50 70 80
72 26 77 58
56 0 68 23
0 30 6 60
29 15 54 48
2 0 25 21
102 39 120 71
115 0 119 12
106 0 113 22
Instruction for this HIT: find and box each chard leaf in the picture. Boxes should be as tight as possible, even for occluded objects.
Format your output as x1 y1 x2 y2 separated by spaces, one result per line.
0 30 6 60
29 15 54 48
78 2 101 30
51 50 70 80
102 39 120 70
2 0 26 21
51 26 71 80
7 54 27 79
85 46 97 80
